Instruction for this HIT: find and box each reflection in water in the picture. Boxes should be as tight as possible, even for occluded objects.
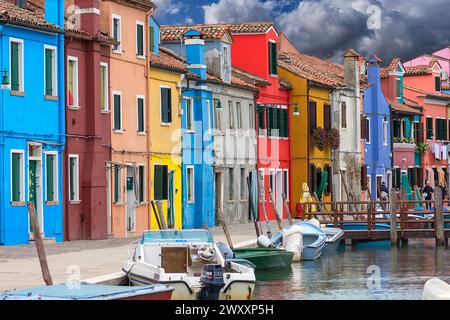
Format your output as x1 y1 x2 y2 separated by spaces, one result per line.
253 240 450 300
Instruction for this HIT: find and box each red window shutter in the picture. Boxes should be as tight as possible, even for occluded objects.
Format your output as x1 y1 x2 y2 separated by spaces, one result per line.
324 104 331 130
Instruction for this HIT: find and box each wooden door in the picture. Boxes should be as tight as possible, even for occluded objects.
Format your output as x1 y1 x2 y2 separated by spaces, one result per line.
161 247 188 273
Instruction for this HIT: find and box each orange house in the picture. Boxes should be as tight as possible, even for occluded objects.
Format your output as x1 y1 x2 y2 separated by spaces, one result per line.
100 0 154 238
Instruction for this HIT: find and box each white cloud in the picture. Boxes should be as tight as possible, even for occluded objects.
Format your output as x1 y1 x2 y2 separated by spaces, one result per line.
153 0 183 16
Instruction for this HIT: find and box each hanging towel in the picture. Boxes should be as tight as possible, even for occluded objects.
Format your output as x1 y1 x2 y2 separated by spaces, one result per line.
435 143 441 160
442 145 448 161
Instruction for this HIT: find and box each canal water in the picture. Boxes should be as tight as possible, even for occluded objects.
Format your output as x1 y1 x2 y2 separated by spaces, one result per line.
253 240 450 300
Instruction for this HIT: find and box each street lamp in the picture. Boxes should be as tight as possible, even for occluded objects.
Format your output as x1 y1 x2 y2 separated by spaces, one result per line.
0 69 10 90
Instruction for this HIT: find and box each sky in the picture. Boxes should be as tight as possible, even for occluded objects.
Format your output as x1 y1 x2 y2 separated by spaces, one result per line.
152 0 450 65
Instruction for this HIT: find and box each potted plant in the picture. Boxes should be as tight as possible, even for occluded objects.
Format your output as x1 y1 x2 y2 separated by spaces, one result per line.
327 128 340 150
415 143 428 154
311 128 327 151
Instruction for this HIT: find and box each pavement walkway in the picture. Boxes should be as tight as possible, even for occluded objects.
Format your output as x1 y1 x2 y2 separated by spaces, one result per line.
0 221 286 291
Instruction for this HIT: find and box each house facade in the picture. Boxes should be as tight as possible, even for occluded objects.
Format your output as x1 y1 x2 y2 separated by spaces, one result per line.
63 0 113 241
362 56 392 199
0 0 65 245
100 0 154 238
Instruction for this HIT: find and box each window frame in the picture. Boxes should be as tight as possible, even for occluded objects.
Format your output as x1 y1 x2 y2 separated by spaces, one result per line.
112 91 123 132
67 56 79 109
236 101 242 130
269 169 275 201
45 151 58 203
214 99 222 131
44 45 58 97
160 86 172 125
9 37 24 92
112 14 122 54
228 167 234 201
382 120 388 145
249 103 255 130
10 149 25 203
186 166 195 203
268 39 278 76
228 100 235 129
258 168 265 203
136 20 145 59
68 154 80 202
341 101 347 128
138 164 146 203
365 117 371 144
185 97 194 133
113 164 123 204
136 94 145 134
435 76 441 92
283 169 289 201
426 116 434 140
100 62 109 112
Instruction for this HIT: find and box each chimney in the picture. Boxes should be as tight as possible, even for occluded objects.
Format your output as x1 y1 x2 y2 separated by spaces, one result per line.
183 29 207 80
74 0 100 35
44 0 64 28
367 55 382 87
343 48 360 91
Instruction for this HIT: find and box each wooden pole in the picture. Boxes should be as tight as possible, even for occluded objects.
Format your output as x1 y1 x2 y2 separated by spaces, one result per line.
389 188 398 246
155 200 167 229
247 176 261 237
257 171 272 238
282 193 293 225
435 187 445 246
268 188 283 231
150 200 162 229
216 203 234 249
27 202 53 286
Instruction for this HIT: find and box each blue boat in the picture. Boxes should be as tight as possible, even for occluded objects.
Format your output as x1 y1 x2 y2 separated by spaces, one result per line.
272 222 327 261
0 284 173 300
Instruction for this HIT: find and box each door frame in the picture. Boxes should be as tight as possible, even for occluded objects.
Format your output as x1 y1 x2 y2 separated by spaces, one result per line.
27 143 43 237
125 164 136 234
106 163 112 235
276 169 283 217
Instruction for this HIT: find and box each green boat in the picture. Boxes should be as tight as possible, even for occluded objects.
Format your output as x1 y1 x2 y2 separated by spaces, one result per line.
233 248 294 271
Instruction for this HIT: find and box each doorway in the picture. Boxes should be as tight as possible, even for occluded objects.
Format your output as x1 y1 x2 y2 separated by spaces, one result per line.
276 170 283 218
28 144 43 236
126 166 136 233
106 163 112 235
168 170 175 228
214 172 222 226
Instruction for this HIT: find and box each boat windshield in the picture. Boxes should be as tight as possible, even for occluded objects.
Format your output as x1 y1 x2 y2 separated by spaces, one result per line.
141 230 213 244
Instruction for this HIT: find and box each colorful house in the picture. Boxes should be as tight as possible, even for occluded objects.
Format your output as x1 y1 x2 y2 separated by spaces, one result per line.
362 56 392 199
381 58 423 194
100 0 154 237
0 0 65 245
160 24 259 225
148 17 183 229
403 59 450 188
63 0 113 240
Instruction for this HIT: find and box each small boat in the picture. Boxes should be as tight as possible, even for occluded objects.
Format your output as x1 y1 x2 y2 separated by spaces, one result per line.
0 283 173 300
423 278 450 300
123 229 256 300
232 247 294 270
272 221 327 261
321 227 344 253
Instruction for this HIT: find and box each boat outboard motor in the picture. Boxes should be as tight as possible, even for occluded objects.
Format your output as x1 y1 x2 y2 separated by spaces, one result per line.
257 235 274 248
197 264 225 300
216 242 235 260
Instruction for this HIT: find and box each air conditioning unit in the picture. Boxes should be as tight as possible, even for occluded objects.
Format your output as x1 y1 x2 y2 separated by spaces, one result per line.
441 70 448 81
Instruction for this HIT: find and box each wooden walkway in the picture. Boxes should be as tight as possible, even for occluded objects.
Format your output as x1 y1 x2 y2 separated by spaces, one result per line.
299 188 450 245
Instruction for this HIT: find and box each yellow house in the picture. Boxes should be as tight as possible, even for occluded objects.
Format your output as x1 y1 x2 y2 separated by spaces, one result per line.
148 34 185 229
279 52 339 213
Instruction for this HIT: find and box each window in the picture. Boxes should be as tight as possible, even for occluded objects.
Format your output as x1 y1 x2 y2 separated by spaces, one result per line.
309 101 317 134
268 40 277 76
258 105 266 136
324 105 331 130
228 168 234 201
112 15 122 53
249 104 254 130
160 87 172 124
113 92 122 131
229 101 235 129
283 169 289 200
186 98 194 131
149 26 155 53
137 95 145 133
68 154 79 202
325 165 332 195
366 117 371 143
44 46 57 96
67 56 79 108
154 165 168 200
136 21 145 58
309 164 316 194
113 164 122 203
236 102 242 129
393 120 401 139
267 107 277 136
258 169 265 203
281 108 288 137
426 117 434 140
435 76 441 92
435 118 447 141
395 78 401 98
223 46 229 67
187 166 195 203
138 165 145 203
269 169 275 197
11 150 24 202
214 99 222 130
45 153 57 202
240 168 246 200
382 120 388 145
341 102 347 128
206 100 211 131
10 38 23 92
100 63 109 112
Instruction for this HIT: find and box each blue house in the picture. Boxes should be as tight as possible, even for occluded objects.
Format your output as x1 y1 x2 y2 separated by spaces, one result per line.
0 1 65 245
363 56 392 199
180 30 215 229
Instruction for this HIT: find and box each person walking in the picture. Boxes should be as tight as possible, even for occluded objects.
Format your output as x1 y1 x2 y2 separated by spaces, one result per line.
422 181 434 210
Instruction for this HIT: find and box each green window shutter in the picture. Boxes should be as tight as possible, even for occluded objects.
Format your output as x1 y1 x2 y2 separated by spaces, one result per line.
11 42 20 91
69 158 75 200
46 155 54 202
149 26 155 53
281 108 288 137
167 88 172 123
161 88 171 123
258 105 265 131
114 165 119 203
268 42 272 75
267 107 273 136
138 98 144 132
268 42 277 75
154 165 163 200
45 48 53 96
139 166 144 202
162 166 168 199
137 24 144 56
114 94 121 130
113 19 119 50
11 153 21 201
277 108 283 137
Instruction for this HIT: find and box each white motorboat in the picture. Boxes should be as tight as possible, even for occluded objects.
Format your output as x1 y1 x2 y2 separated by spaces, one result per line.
123 229 256 300
423 278 450 300
321 227 344 253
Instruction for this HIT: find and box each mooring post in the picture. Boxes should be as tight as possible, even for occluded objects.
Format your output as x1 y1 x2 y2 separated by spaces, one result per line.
435 187 445 246
389 188 398 246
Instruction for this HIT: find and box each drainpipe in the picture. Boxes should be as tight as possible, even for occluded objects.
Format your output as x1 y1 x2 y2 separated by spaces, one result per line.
0 25 5 243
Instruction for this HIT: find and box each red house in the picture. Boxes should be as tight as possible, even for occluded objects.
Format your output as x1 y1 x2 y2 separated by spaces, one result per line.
63 0 114 240
226 22 291 220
